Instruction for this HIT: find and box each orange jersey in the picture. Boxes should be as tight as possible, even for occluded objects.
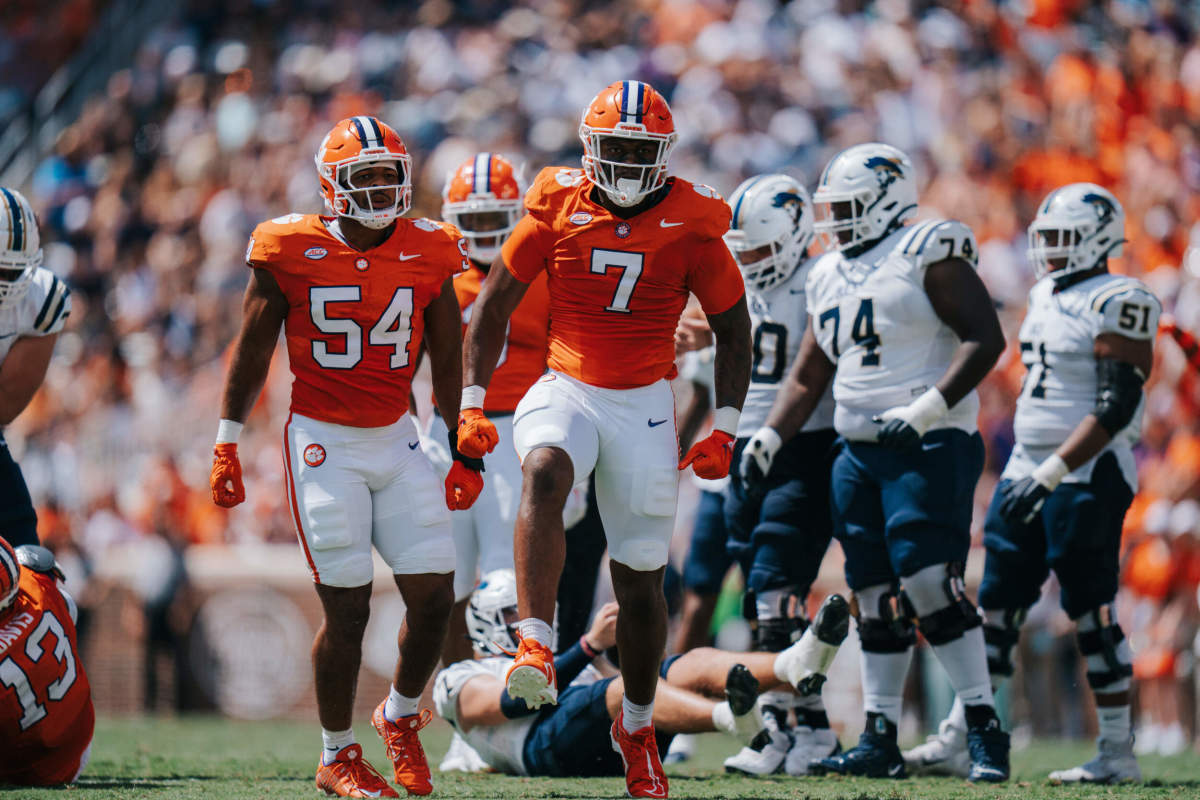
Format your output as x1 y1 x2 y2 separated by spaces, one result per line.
455 266 550 412
501 167 745 389
0 571 94 786
248 214 467 427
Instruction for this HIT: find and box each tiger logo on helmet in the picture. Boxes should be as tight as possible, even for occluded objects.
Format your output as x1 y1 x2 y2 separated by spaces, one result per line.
0 535 20 613
579 80 678 207
0 187 42 312
442 153 524 265
314 116 412 230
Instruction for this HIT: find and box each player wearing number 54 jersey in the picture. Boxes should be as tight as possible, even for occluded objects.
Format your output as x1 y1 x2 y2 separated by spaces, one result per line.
0 536 93 786
209 116 481 798
459 81 751 798
752 143 1009 782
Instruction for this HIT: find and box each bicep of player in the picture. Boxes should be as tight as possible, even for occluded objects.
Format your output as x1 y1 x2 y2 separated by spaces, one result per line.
688 237 746 315
706 294 752 411
423 277 465 431
464 264 530 388
765 318 835 440
922 257 1005 407
220 268 289 422
454 673 510 731
0 333 57 425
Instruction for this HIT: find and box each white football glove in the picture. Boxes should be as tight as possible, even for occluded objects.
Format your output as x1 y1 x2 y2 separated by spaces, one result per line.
740 426 783 489
873 387 948 449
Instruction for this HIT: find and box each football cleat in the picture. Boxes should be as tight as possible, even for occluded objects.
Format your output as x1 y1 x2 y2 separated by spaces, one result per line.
809 713 905 779
1048 737 1141 784
505 636 558 708
610 713 669 798
966 722 1010 783
315 743 399 798
724 702 789 776
372 704 433 796
902 718 970 777
784 725 841 776
438 730 489 773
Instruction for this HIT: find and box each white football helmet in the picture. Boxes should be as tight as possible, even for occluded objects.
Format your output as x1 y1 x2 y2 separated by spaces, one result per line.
812 143 917 254
725 174 814 292
1027 183 1125 280
0 187 41 311
465 569 520 656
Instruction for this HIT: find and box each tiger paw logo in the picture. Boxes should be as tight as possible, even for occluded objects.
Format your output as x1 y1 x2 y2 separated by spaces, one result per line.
303 444 326 467
614 222 632 239
354 257 369 271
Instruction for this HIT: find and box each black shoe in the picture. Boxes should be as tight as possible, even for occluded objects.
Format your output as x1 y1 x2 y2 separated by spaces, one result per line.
725 663 760 716
966 724 1010 783
813 593 850 646
808 713 905 778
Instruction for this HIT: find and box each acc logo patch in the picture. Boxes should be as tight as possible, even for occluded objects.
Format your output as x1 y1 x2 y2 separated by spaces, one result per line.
614 222 632 239
569 212 593 225
355 258 369 271
303 444 326 467
555 168 585 187
304 247 327 260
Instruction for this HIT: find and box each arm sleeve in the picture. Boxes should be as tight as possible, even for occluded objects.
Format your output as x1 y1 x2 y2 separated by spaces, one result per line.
501 214 556 283
687 237 746 314
553 639 595 687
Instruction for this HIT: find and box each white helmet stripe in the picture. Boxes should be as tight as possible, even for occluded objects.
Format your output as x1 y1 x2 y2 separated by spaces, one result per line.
352 115 384 148
473 153 490 195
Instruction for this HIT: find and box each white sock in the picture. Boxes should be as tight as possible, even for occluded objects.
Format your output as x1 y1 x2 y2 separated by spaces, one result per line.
930 627 995 709
1097 702 1132 743
861 649 911 726
711 700 735 736
321 727 355 765
384 685 420 722
947 672 1007 731
756 588 790 620
518 617 554 648
622 696 654 732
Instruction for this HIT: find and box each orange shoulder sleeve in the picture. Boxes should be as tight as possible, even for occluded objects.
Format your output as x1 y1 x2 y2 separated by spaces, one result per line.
687 236 745 315
502 214 556 283
245 221 281 269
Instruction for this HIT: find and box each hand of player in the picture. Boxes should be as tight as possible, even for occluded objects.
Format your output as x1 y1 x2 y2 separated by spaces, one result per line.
674 313 713 356
210 443 245 507
457 408 499 458
680 430 735 479
740 426 782 490
873 388 949 450
445 461 484 510
997 476 1052 524
586 601 620 652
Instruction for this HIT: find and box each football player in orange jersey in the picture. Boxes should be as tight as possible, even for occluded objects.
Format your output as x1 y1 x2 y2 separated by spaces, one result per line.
459 81 752 798
209 116 481 798
0 535 94 786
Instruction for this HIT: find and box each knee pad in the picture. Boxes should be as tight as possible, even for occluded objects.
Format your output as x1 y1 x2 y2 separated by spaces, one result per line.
609 538 669 572
905 562 982 646
981 608 1025 678
1075 605 1133 692
851 583 916 654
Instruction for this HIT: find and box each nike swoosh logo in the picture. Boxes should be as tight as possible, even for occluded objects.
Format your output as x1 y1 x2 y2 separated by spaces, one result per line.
648 418 668 427
398 253 421 261
659 220 683 228
888 763 903 776
408 441 419 450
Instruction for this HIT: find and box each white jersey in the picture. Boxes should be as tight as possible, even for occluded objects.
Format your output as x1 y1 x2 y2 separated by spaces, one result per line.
0 267 71 365
433 656 604 776
806 219 979 441
1003 272 1160 489
738 258 834 438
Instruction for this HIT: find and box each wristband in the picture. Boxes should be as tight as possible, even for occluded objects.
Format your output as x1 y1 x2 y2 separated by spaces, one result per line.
579 635 600 659
215 419 243 445
907 387 949 432
1032 453 1070 491
712 406 741 436
460 385 486 410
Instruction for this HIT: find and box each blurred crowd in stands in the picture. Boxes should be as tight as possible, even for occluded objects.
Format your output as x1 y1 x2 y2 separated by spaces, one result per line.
4 0 1200 747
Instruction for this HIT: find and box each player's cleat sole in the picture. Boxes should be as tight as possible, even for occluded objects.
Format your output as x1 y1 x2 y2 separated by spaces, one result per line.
506 665 558 708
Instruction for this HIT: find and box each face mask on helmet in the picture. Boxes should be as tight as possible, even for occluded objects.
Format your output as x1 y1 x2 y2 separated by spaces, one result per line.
579 80 678 208
725 175 815 292
813 144 917 254
1027 183 1125 280
316 116 413 230
465 570 521 656
442 153 524 264
0 187 42 312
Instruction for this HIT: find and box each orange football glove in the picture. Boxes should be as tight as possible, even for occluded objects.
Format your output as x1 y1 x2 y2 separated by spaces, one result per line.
679 431 735 480
446 461 485 510
211 443 245 507
457 408 499 458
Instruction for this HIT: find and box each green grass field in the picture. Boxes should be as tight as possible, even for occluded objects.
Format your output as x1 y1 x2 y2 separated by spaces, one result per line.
8 716 1198 799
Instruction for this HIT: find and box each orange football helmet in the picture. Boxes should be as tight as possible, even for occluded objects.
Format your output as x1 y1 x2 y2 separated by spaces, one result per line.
441 153 524 264
579 80 677 207
0 535 19 613
315 116 412 229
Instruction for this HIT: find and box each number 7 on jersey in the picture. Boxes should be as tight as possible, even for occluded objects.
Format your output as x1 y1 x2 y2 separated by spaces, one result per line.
590 248 644 313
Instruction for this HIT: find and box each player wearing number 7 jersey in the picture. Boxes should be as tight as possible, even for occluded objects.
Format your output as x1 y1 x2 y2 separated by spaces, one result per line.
459 81 751 798
752 143 1010 782
0 536 93 786
209 116 479 798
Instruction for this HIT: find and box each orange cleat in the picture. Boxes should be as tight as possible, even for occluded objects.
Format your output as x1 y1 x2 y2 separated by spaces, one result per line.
315 743 399 798
504 636 558 708
610 713 669 798
372 704 434 796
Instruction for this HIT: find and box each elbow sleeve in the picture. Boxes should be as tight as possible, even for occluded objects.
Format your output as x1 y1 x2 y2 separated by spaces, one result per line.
1093 358 1145 436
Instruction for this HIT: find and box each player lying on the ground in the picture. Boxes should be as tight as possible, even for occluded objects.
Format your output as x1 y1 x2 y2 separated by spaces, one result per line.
0 536 94 786
433 570 849 778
